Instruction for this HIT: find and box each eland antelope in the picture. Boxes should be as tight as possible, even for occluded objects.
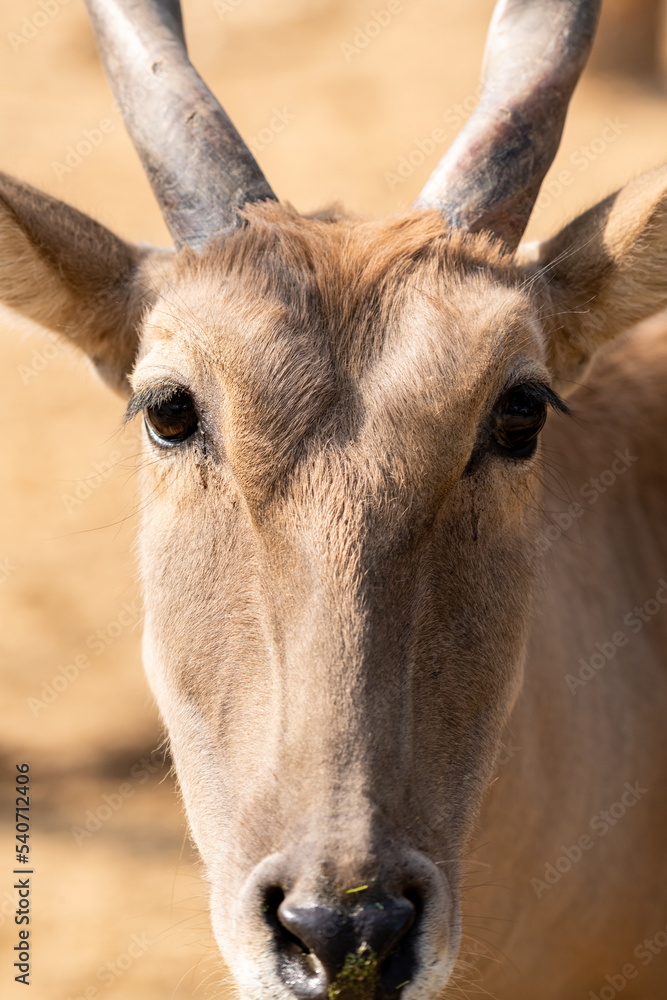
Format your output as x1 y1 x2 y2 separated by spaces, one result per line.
3 0 667 997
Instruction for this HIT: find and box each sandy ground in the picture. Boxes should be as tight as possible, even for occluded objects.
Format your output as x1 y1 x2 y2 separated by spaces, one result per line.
2 1 667 997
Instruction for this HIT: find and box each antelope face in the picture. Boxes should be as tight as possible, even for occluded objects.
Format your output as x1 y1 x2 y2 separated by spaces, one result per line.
131 206 558 999
0 0 608 996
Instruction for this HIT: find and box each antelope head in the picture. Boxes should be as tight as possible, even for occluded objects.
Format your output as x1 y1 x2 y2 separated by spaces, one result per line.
4 1 667 997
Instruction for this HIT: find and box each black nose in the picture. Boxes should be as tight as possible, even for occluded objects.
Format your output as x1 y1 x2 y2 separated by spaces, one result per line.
269 892 417 999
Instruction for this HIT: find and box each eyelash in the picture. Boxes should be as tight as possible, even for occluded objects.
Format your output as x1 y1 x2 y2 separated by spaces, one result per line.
464 381 568 474
128 380 567 461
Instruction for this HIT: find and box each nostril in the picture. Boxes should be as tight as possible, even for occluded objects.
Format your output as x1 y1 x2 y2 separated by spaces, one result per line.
402 884 425 930
265 889 420 998
377 886 424 993
264 887 301 951
263 888 329 999
352 896 415 965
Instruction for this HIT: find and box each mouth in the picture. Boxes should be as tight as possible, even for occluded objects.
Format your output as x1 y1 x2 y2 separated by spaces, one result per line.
325 944 381 999
274 936 415 1000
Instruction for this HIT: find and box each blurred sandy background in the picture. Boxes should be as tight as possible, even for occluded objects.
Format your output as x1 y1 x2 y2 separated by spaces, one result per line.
2 1 667 997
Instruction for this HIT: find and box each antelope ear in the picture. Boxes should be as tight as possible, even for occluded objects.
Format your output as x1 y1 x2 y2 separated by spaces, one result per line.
0 172 169 395
521 164 667 390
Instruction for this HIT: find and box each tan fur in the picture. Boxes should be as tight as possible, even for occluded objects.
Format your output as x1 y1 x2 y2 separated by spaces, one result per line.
0 172 164 392
2 169 667 999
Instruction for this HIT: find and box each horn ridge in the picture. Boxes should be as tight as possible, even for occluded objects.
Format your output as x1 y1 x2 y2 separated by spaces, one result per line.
84 0 277 247
414 0 601 249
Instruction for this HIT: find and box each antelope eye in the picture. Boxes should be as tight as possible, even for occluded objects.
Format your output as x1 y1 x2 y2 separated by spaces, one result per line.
491 385 548 458
144 390 199 445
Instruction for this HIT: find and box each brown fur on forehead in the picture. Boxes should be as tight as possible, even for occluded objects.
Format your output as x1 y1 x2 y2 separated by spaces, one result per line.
171 201 519 363
140 204 537 506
